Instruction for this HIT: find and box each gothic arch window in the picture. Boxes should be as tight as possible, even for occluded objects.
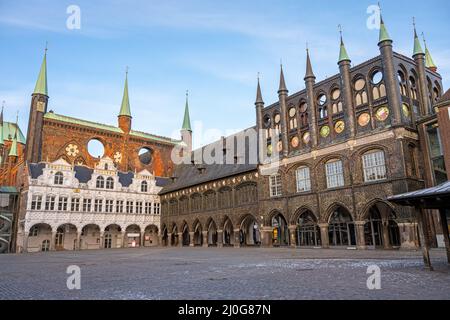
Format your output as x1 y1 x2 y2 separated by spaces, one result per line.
263 114 272 139
325 159 344 189
296 166 311 192
288 105 298 130
105 177 114 190
354 77 368 106
169 199 178 216
273 113 281 134
370 70 386 100
204 190 217 211
317 93 328 119
179 196 189 214
409 75 418 100
235 183 257 205
141 181 148 192
54 172 64 185
96 176 105 189
218 187 233 209
330 87 343 115
299 101 308 127
362 150 387 182
397 70 408 97
191 193 202 212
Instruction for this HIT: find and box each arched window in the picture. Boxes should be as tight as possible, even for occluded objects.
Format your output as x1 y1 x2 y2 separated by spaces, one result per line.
296 166 311 192
297 211 321 247
141 181 148 192
236 183 257 205
299 102 308 127
329 207 356 246
409 76 418 100
325 159 344 189
96 176 105 188
274 114 281 134
218 187 233 208
288 106 297 130
106 177 114 189
354 78 368 106
398 70 408 96
54 172 64 185
362 150 387 182
269 174 282 197
204 191 217 211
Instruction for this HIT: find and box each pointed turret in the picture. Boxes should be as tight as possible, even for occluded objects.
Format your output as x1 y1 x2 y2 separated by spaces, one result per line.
304 49 316 80
423 33 437 72
34 50 48 96
182 91 192 132
0 103 4 146
118 69 132 133
413 21 424 57
9 115 18 158
378 14 392 45
278 64 288 94
338 32 351 63
255 77 264 105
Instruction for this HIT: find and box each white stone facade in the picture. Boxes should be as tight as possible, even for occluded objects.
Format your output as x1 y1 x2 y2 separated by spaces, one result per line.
17 157 163 253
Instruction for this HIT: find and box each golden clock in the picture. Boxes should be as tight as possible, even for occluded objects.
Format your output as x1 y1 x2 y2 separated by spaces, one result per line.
334 121 345 134
320 126 330 138
36 101 45 112
358 113 371 127
291 136 299 148
376 106 390 121
302 132 310 144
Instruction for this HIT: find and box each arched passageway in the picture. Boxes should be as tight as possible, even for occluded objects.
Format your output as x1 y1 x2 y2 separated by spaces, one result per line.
125 225 141 248
193 221 203 246
271 213 289 246
104 224 122 249
171 225 179 246
144 225 159 247
296 211 321 247
182 224 190 246
239 215 260 246
80 224 101 250
328 207 356 247
207 220 218 246
364 202 401 248
223 218 234 246
27 223 52 252
55 224 77 251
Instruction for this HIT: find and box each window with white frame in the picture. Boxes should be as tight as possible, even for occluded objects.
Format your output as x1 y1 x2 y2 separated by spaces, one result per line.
54 172 64 185
105 177 114 190
31 195 42 210
325 160 344 189
94 199 103 212
45 195 56 211
105 200 114 213
153 203 160 215
141 181 148 192
296 166 311 192
269 174 282 197
96 176 105 188
116 200 124 213
29 226 39 237
145 202 152 214
362 150 387 182
136 201 143 214
83 198 92 212
71 198 80 212
126 201 134 213
58 197 68 211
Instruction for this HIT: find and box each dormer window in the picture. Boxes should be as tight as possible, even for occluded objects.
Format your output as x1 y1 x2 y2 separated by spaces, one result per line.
141 181 148 192
54 172 64 185
105 164 108 170
96 176 105 188
106 177 114 190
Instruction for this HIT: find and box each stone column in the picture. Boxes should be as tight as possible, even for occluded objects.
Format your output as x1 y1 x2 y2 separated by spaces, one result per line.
382 221 392 249
23 232 29 253
122 231 128 248
233 228 241 248
202 231 208 248
76 232 82 250
288 225 297 248
189 232 195 247
415 208 433 270
355 221 366 250
439 209 450 264
319 224 329 248
99 231 104 249
217 230 223 248
167 233 172 247
260 227 273 248
178 232 183 247
50 231 57 251
140 231 145 248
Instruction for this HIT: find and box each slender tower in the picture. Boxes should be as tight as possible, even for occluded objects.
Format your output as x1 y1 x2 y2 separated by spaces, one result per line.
337 26 355 138
255 75 264 162
278 64 289 157
118 68 132 133
25 47 48 163
423 33 437 73
304 48 318 148
412 20 430 115
181 91 192 154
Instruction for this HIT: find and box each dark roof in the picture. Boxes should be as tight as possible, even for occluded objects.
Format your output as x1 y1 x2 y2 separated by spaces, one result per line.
388 181 450 209
436 89 450 105
74 166 94 183
156 177 171 187
29 163 45 179
118 172 134 187
160 129 258 194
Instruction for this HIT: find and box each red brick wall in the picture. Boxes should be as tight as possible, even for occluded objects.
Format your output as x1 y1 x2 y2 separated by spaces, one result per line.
437 105 450 181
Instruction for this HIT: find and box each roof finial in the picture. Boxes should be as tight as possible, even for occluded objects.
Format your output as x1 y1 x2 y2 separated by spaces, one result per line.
257 72 260 81
422 32 426 46
45 41 48 54
338 24 343 39
1 100 5 111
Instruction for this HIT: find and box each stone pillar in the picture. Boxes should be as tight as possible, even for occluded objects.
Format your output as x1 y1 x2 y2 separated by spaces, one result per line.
99 231 104 249
167 233 172 247
178 232 183 247
260 227 273 248
23 232 29 253
338 59 356 138
319 224 329 248
413 52 431 115
398 222 419 249
439 209 450 264
122 231 128 248
140 231 145 248
415 208 433 270
355 221 366 250
50 231 57 251
76 232 82 250
233 228 241 248
382 221 392 249
202 231 208 248
189 232 195 247
217 230 223 248
288 225 297 248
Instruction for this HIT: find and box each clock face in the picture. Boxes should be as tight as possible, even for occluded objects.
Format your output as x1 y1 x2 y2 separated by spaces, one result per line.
320 126 330 138
274 114 281 124
376 106 390 121
402 103 410 117
302 132 310 144
36 101 45 112
358 113 371 127
277 141 283 152
267 144 273 156
289 108 296 118
291 136 299 148
334 121 345 134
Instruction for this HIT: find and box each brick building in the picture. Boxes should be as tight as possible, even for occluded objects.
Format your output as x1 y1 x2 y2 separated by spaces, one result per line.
159 15 448 250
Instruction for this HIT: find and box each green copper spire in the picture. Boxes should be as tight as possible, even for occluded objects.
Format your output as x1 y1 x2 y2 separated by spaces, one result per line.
378 14 392 44
119 68 132 117
8 114 18 157
338 26 351 63
33 47 48 96
413 19 424 56
0 102 4 146
423 33 437 70
182 91 192 132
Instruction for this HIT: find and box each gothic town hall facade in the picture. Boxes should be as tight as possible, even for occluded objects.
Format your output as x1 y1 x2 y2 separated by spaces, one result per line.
0 14 449 253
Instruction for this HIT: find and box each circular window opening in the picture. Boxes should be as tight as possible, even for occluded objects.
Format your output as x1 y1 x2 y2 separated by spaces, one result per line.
371 71 383 85
299 102 308 113
274 114 281 124
263 115 271 128
354 78 366 91
87 139 105 158
317 94 327 106
331 89 341 100
138 147 153 165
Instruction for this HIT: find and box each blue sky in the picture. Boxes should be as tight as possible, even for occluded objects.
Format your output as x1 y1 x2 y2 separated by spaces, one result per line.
0 0 449 148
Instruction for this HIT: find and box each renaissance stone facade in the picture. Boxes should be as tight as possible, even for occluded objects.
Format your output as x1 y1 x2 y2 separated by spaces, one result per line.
159 16 448 250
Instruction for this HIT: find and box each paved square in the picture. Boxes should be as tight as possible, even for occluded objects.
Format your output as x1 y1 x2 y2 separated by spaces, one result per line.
0 248 449 300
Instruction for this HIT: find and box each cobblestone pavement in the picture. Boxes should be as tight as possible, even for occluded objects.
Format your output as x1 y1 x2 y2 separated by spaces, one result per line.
0 247 449 300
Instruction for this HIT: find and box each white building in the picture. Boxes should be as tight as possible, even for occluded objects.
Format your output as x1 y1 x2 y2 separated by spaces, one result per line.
17 157 167 252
